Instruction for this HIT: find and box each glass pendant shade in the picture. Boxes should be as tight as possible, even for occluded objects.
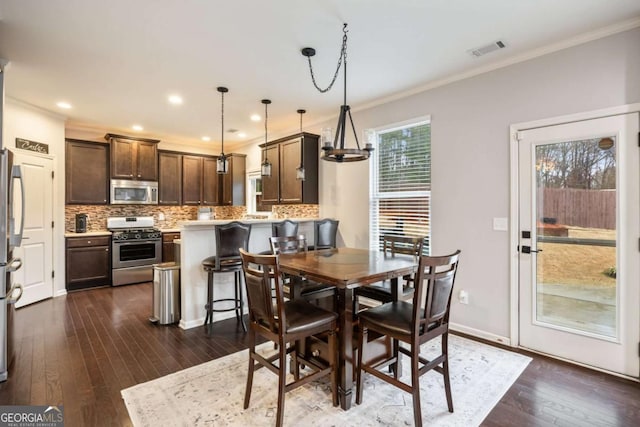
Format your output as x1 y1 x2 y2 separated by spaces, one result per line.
217 155 229 174
261 158 272 177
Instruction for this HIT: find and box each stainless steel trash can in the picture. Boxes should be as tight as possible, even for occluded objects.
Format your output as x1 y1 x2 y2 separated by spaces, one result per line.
150 262 180 325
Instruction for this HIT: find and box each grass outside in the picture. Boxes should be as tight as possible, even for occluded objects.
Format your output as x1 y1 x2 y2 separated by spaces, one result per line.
537 226 616 287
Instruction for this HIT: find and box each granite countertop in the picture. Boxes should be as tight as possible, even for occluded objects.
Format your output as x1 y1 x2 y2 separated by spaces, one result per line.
65 231 112 237
179 217 319 228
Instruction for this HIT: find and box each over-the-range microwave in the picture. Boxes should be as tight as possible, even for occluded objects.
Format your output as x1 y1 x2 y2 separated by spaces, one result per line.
110 179 158 205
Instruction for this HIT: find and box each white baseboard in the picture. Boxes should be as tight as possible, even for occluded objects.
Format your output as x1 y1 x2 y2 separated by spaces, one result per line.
55 289 67 297
179 309 245 330
450 322 512 347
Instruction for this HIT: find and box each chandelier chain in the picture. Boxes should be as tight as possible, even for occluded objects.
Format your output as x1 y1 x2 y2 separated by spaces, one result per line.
306 24 348 93
220 90 224 154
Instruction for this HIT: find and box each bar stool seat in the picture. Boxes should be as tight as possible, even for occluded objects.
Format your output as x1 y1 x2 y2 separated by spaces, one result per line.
203 221 252 331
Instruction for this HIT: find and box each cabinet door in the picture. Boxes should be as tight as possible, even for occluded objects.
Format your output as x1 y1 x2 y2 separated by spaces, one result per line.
136 141 159 180
182 155 203 205
202 157 220 205
65 140 109 204
66 244 111 291
221 155 246 206
261 145 280 204
159 151 182 205
162 232 180 262
111 138 136 179
279 138 303 203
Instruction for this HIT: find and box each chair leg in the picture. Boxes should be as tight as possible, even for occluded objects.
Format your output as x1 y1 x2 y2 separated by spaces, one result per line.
244 330 256 409
204 271 213 326
355 325 367 405
328 330 338 407
392 338 400 379
276 339 287 427
442 333 454 412
236 271 247 332
411 345 423 427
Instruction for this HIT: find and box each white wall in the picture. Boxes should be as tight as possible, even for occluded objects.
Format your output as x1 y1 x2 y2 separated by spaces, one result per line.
3 99 67 297
237 27 640 341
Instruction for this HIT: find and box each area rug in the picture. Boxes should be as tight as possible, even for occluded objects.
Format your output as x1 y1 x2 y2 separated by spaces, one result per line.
121 335 531 426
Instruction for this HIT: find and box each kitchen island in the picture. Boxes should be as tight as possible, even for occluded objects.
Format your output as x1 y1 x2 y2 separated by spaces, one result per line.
177 218 317 329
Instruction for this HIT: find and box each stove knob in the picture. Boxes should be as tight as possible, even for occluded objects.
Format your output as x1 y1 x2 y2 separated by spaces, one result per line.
135 233 141 239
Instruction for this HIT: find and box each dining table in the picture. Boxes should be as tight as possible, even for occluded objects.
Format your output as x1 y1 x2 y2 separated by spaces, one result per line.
278 247 418 410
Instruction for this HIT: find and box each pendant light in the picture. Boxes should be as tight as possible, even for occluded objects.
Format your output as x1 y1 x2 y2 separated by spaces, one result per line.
301 23 373 162
260 99 272 177
296 109 306 181
216 86 229 174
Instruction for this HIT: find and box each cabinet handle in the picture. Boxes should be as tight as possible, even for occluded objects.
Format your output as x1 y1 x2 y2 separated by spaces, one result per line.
87 240 91 244
106 248 109 252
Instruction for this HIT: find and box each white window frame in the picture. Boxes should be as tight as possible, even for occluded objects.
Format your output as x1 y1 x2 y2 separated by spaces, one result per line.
369 115 431 253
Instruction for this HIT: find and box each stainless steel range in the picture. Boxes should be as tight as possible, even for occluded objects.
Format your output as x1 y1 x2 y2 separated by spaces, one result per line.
107 216 161 286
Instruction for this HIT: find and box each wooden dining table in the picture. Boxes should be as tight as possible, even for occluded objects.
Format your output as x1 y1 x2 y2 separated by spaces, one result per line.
278 247 418 410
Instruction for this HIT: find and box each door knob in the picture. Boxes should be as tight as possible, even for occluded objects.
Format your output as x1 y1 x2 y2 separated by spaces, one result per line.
520 245 542 254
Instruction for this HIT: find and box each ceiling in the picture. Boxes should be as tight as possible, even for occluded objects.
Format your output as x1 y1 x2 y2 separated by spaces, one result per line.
1 0 639 149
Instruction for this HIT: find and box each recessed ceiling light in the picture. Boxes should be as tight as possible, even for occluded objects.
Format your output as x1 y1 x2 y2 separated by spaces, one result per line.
250 114 261 122
201 136 211 142
168 95 183 105
237 132 247 138
132 124 144 131
56 101 72 109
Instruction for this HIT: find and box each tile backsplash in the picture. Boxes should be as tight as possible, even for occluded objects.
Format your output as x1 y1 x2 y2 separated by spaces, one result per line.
65 204 319 231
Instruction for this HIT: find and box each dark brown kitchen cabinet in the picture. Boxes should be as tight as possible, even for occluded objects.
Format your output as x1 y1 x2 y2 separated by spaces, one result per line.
162 232 180 262
181 154 219 205
65 139 109 205
260 144 280 204
260 132 318 205
65 236 111 291
158 151 182 205
105 133 159 181
220 154 246 206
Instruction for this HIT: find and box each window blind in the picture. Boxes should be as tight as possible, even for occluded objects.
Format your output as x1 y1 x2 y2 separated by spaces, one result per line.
370 120 431 253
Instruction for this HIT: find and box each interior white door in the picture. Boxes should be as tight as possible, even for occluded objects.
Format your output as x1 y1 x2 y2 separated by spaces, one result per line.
12 150 54 308
518 113 639 377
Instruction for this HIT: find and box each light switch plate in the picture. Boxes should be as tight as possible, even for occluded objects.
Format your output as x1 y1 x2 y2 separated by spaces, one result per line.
493 217 508 231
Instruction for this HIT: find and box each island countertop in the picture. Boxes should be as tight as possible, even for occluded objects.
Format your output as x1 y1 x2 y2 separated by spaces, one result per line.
178 217 319 228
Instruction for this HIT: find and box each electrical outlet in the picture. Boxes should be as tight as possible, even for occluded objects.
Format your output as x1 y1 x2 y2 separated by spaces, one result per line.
158 212 165 221
459 290 469 305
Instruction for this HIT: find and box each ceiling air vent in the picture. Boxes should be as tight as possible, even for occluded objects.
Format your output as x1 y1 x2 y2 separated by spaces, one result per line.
468 40 506 58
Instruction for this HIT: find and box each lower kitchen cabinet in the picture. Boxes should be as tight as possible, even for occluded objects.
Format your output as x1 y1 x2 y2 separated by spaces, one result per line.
162 232 180 262
66 236 111 291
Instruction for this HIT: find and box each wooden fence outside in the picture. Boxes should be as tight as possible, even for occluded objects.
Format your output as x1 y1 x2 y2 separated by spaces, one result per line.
538 188 615 230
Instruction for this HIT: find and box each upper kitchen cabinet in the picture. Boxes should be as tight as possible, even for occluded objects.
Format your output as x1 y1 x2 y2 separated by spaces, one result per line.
105 133 159 181
181 154 220 206
65 139 109 205
158 150 182 205
260 132 318 205
220 153 246 206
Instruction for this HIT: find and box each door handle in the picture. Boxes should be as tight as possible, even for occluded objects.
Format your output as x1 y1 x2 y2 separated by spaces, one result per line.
520 245 542 254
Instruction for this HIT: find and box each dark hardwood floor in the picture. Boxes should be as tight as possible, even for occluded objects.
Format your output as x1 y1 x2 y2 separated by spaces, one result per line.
0 283 638 426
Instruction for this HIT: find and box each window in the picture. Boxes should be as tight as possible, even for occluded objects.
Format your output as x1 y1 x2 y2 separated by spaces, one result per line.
369 118 431 253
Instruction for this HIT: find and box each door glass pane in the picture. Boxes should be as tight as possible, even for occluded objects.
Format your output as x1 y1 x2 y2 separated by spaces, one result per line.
535 136 617 337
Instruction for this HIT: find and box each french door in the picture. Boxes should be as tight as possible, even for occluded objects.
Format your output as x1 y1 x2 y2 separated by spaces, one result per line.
518 113 639 377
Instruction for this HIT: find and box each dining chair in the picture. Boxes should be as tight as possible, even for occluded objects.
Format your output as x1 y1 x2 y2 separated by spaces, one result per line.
202 221 252 331
240 249 338 427
354 235 426 312
269 236 336 305
271 219 299 238
355 250 461 427
313 218 339 250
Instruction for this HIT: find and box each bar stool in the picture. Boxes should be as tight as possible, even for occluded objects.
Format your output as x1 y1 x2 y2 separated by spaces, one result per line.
272 219 299 238
202 221 252 331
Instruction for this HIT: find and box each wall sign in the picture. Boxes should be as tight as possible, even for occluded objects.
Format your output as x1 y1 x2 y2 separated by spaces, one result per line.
16 137 49 154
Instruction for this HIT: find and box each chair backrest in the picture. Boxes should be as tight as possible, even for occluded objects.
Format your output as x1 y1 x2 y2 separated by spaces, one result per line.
270 235 307 255
272 220 299 238
382 235 425 258
240 249 286 334
215 221 252 267
314 218 339 249
412 250 461 338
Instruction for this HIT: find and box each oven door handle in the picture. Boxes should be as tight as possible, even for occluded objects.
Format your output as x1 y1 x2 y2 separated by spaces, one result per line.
113 240 160 246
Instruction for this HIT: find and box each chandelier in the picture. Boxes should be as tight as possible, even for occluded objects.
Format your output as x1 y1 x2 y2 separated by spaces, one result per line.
301 23 373 162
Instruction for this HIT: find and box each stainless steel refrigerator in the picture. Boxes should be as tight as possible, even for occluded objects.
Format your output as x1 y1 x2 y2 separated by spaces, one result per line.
0 60 25 382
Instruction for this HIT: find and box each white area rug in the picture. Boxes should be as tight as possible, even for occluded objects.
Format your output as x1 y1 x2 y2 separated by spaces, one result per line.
121 335 531 426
